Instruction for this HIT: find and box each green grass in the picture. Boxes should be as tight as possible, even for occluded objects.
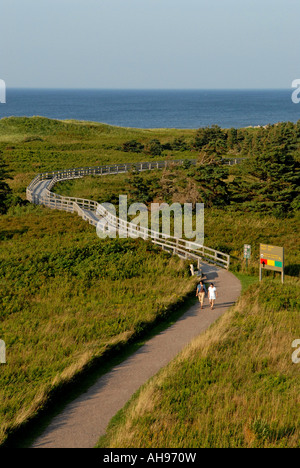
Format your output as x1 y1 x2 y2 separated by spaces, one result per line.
1 116 299 447
97 276 300 448
5 294 200 448
0 116 196 199
231 272 259 293
0 117 213 445
0 205 195 445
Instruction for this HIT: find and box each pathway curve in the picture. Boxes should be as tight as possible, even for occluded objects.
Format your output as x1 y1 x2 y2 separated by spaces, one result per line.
26 161 241 448
32 263 241 448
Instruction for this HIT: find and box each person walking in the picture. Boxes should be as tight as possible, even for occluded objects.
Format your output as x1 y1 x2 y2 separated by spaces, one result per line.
208 283 217 310
196 281 207 309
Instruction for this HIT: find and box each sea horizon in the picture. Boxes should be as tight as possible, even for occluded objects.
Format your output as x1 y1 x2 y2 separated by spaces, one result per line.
1 88 299 129
4 86 292 89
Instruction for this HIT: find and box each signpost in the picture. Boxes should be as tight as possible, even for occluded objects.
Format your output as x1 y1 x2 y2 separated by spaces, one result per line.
244 244 251 269
260 244 284 284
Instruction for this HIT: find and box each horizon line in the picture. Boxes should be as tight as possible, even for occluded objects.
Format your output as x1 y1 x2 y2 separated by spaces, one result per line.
5 87 293 91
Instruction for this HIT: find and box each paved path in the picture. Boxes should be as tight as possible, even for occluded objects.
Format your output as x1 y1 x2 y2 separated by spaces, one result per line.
32 264 241 448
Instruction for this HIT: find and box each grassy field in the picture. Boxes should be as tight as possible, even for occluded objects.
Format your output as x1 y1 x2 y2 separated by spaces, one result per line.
0 204 195 445
97 276 300 448
1 116 299 447
0 117 205 445
0 116 196 200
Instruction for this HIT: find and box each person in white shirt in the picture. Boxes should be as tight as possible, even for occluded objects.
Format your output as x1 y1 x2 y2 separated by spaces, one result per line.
208 283 217 310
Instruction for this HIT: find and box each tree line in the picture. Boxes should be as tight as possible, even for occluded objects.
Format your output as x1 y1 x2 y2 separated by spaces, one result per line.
125 144 299 218
120 121 300 159
1 122 299 216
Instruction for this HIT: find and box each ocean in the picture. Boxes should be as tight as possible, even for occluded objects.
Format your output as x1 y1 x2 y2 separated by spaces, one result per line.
0 89 299 129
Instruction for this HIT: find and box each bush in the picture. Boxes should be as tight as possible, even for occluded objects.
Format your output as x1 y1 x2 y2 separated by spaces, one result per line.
122 140 144 153
148 139 163 157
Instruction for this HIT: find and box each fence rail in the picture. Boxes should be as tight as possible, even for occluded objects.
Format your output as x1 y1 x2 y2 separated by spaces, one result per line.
26 158 239 270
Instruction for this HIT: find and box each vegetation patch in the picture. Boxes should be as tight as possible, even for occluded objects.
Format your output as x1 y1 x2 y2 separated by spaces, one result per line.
0 117 299 446
0 206 193 445
97 277 300 448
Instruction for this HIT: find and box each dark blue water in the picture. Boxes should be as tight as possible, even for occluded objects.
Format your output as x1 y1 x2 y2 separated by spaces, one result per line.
0 89 299 129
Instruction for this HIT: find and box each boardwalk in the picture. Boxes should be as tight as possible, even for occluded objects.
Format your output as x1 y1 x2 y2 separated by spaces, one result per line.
26 160 241 448
27 160 232 270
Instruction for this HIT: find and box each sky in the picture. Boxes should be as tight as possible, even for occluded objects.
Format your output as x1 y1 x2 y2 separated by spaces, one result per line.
1 0 300 89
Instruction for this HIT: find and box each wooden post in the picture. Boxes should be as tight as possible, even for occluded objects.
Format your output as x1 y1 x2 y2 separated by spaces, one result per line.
282 248 285 284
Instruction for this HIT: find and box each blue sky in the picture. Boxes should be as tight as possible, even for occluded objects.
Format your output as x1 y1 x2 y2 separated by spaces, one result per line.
1 0 300 89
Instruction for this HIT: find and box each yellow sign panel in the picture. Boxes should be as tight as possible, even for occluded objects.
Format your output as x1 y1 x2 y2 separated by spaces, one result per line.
260 244 284 272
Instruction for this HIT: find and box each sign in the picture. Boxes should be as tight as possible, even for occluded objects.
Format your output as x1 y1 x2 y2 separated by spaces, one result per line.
260 244 284 283
244 244 251 259
260 244 284 272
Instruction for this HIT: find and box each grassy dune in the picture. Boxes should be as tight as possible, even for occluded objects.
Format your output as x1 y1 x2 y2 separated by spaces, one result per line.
0 116 195 199
98 276 300 448
0 117 199 444
1 117 299 447
0 205 194 445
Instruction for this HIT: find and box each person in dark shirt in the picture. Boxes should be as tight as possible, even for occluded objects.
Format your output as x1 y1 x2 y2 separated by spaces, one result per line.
196 281 207 309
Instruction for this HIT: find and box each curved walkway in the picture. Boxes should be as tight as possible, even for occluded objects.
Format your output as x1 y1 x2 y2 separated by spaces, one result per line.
26 160 231 270
26 161 241 447
32 263 241 448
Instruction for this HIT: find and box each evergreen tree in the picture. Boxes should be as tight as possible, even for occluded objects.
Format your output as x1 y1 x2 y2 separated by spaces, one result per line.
122 140 144 153
227 128 238 152
230 145 300 216
194 125 227 151
172 137 188 151
126 172 159 204
148 139 162 157
0 153 12 214
189 157 230 208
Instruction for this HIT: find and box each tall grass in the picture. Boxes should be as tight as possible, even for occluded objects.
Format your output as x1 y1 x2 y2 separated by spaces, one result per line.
1 117 299 447
0 206 194 445
98 277 300 448
0 116 195 199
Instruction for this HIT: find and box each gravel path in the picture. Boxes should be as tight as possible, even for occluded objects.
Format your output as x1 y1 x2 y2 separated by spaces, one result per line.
32 263 241 448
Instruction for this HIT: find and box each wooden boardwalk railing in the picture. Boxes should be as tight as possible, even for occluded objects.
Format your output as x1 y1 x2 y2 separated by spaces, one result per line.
26 158 242 270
